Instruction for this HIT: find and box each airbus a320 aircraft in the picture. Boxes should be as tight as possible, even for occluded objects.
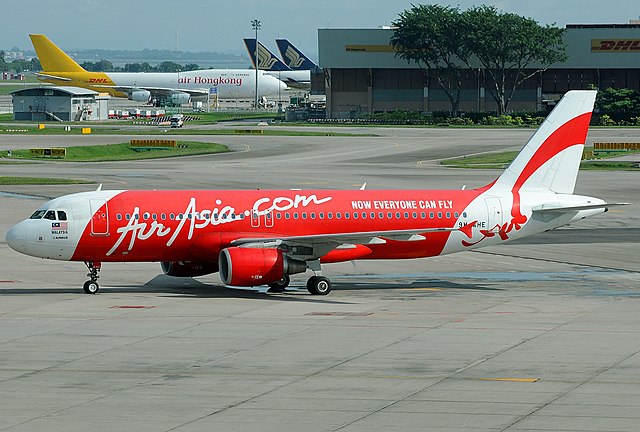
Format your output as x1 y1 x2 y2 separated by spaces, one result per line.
6 91 626 295
30 34 287 105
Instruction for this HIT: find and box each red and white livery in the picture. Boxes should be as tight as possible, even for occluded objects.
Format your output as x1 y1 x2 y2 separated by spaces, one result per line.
6 91 626 295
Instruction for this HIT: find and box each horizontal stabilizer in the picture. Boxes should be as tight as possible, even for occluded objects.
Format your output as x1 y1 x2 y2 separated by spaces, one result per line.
35 72 72 82
532 202 631 214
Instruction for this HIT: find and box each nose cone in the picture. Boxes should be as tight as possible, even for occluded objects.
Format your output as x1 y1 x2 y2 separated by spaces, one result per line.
278 79 288 92
6 222 27 254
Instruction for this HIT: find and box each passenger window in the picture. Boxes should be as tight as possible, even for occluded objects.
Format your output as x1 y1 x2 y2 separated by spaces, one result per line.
126 213 131 220
116 214 122 221
404 212 409 219
379 212 384 219
412 212 417 219
437 212 443 219
161 214 167 220
353 212 358 219
446 212 451 219
143 213 150 220
302 213 307 219
421 212 426 219
344 212 350 219
276 213 282 219
336 212 341 219
294 213 299 219
387 212 392 219
285 213 291 220
395 212 401 219
57 211 67 221
170 213 175 220
454 212 459 218
310 212 316 219
319 212 325 219
328 212 333 219
44 210 56 220
429 212 434 219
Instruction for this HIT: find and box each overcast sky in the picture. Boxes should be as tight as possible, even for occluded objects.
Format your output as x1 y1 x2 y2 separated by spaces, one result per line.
2 0 639 58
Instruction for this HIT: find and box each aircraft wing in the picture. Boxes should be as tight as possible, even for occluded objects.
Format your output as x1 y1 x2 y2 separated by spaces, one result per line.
230 226 459 260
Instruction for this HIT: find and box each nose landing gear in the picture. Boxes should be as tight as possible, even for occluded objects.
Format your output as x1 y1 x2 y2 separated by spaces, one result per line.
83 261 101 294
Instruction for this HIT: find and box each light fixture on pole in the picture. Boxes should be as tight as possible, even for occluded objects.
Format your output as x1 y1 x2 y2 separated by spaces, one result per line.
251 19 261 110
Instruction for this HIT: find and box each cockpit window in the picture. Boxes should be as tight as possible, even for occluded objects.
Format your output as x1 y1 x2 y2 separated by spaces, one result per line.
30 210 46 219
44 210 56 220
57 211 67 221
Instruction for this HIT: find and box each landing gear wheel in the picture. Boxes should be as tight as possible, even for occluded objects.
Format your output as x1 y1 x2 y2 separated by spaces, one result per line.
267 275 290 293
83 280 99 294
307 276 332 296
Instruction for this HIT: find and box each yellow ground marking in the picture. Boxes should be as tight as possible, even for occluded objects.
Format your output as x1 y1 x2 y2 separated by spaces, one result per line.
480 377 539 383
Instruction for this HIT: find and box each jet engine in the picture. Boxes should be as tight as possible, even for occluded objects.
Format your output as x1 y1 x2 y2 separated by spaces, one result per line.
161 261 219 277
219 247 307 286
129 89 151 103
169 91 191 105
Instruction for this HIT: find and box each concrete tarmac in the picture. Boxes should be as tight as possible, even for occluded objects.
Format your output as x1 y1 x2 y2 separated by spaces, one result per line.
0 126 639 431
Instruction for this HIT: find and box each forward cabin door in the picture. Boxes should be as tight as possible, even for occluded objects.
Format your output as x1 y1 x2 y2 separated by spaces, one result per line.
90 199 109 236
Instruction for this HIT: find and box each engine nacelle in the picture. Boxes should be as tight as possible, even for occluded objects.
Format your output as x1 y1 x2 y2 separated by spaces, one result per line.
219 247 307 286
129 89 151 103
169 91 191 105
161 261 219 277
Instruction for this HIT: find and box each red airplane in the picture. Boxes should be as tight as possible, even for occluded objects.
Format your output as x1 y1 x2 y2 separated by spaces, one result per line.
5 90 625 295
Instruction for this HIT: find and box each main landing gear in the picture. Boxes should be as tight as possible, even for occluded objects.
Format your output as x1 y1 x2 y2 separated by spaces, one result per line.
83 261 101 294
305 259 332 296
266 260 333 296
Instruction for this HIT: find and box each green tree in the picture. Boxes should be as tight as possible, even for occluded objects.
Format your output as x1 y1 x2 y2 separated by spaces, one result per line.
124 62 154 72
183 63 200 71
595 87 640 122
460 5 567 114
391 4 469 116
0 50 8 72
157 61 182 72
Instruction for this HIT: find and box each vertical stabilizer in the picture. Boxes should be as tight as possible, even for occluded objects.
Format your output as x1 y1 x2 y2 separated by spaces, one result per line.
275 39 318 70
495 90 597 194
30 34 85 73
243 39 291 72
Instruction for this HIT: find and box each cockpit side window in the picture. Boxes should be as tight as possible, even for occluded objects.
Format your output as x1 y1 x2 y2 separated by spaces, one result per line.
57 211 67 221
44 210 56 220
30 210 46 219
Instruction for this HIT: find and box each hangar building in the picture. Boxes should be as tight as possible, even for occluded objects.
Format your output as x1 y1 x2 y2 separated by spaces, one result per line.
11 86 109 122
318 23 640 118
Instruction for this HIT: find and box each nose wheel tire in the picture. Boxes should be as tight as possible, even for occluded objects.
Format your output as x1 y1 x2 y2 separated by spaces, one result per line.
267 275 291 293
306 276 332 295
83 280 99 294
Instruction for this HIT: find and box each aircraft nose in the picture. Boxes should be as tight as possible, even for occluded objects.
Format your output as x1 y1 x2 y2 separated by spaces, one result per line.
5 222 27 254
279 80 288 91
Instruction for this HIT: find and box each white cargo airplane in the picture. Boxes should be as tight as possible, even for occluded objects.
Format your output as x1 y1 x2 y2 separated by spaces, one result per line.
5 90 629 295
30 34 287 105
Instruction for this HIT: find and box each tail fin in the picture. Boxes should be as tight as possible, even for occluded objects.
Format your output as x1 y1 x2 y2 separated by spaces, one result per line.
275 39 318 70
495 90 597 194
30 34 85 73
243 39 291 72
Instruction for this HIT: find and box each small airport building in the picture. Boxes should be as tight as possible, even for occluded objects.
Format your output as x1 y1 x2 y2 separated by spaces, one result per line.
318 23 640 118
11 86 109 122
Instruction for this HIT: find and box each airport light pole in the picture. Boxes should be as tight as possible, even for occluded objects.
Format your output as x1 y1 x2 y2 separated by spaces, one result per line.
251 19 261 110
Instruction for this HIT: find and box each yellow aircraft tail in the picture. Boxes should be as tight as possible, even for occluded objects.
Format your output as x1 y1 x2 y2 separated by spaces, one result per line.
29 34 85 72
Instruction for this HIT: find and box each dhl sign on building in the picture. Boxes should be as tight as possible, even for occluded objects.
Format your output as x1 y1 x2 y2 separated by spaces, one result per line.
592 39 640 52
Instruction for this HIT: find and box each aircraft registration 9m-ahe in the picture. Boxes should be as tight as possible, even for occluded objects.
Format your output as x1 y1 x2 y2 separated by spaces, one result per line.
6 91 628 295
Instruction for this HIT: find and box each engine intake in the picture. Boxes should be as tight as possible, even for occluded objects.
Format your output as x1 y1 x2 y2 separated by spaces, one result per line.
219 247 307 286
161 261 219 277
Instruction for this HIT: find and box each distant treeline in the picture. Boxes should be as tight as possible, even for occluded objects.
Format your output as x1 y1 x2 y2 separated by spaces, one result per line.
80 60 210 73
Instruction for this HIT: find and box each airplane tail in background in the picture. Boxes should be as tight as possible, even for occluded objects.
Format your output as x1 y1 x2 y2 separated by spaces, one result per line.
275 39 318 70
243 39 291 72
494 90 597 195
29 34 86 73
